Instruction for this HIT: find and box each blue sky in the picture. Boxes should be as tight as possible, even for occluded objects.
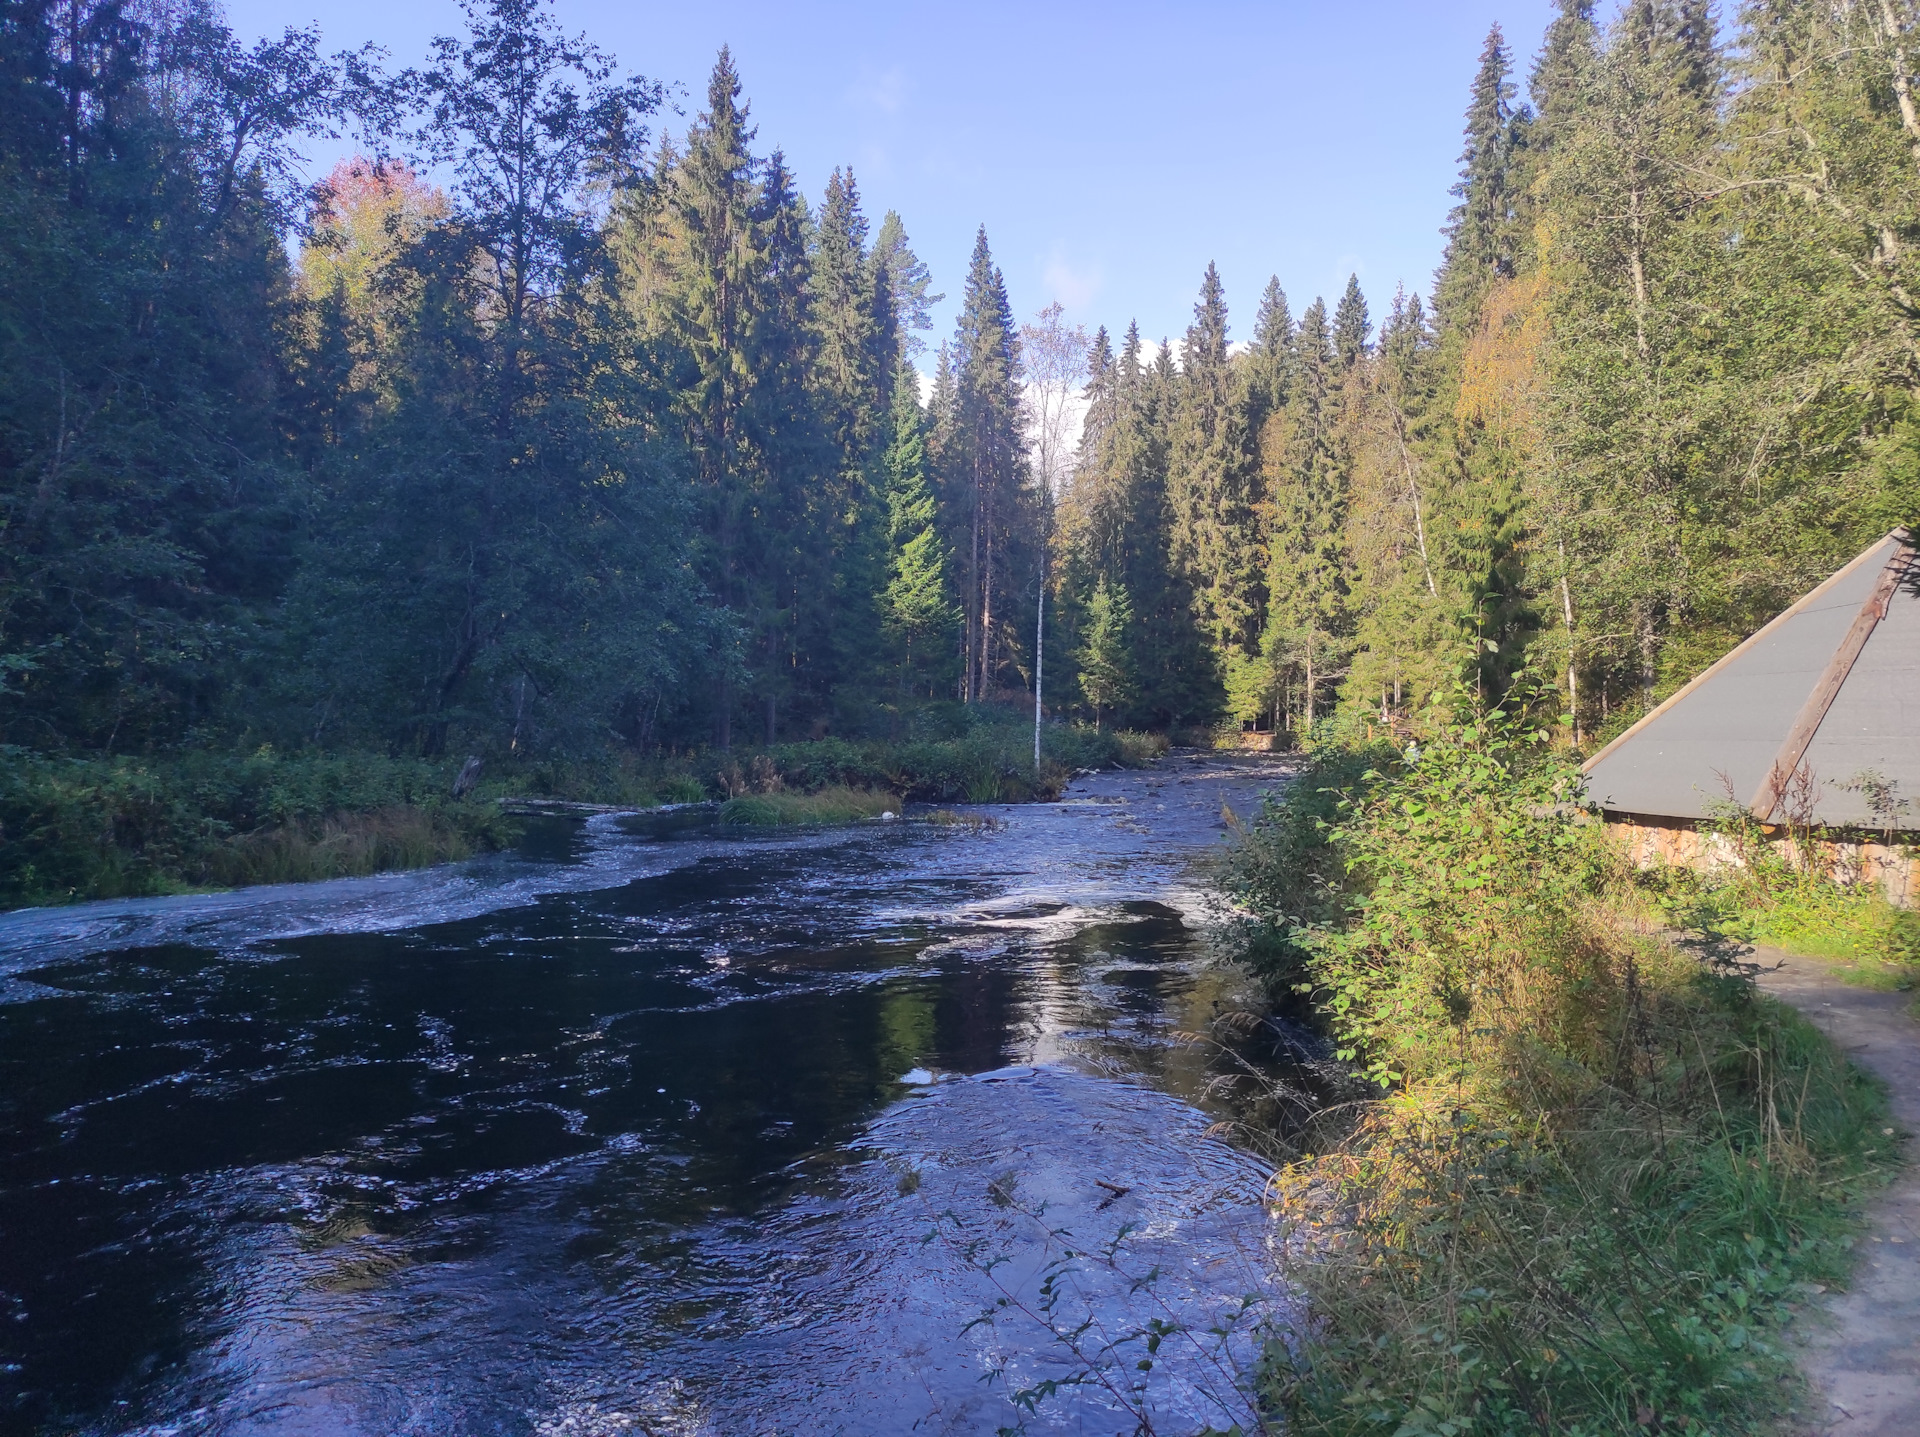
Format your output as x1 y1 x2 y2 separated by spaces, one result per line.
225 0 1560 366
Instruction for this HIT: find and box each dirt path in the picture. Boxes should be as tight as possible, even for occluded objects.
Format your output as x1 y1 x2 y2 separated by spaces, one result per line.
1751 949 1920 1436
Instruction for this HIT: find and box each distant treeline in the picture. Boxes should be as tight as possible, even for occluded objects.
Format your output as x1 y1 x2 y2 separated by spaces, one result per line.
3 0 1917 771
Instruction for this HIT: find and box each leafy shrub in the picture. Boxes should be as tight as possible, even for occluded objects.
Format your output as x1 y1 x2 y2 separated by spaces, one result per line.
1224 691 1895 1434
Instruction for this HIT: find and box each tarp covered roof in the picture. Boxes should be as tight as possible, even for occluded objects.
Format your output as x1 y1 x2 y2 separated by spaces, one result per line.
1582 532 1920 830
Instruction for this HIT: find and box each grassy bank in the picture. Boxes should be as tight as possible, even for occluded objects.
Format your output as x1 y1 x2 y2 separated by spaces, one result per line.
0 749 511 906
1645 818 1920 994
0 710 1165 907
1225 698 1896 1435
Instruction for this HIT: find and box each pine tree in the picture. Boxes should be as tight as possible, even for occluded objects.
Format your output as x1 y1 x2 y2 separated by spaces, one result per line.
868 210 942 359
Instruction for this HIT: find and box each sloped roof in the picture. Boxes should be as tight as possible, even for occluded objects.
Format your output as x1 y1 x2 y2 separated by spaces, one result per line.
1582 532 1920 830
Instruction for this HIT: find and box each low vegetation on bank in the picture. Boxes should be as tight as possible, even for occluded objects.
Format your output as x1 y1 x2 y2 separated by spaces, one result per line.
0 711 1165 907
1224 695 1896 1435
1643 814 1920 996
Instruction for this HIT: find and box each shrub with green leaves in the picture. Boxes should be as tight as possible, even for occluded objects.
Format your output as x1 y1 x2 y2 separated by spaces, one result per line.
1224 692 1895 1435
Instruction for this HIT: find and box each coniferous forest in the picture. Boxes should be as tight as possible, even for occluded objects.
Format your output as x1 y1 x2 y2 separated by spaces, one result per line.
3 0 1918 900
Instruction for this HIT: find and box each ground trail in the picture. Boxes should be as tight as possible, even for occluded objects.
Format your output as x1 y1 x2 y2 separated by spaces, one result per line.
1753 950 1920 1437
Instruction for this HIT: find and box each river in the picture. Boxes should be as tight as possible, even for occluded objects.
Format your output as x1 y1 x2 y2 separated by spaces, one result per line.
0 753 1299 1436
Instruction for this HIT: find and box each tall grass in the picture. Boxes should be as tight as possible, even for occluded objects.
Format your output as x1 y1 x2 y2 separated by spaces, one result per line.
718 786 899 825
0 749 509 906
1225 691 1896 1435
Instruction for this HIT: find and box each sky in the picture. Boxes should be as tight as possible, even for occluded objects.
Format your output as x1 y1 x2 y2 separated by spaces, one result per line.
223 0 1562 371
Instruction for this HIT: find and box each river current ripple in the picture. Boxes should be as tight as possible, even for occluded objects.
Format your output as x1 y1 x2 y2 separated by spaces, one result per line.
0 754 1296 1436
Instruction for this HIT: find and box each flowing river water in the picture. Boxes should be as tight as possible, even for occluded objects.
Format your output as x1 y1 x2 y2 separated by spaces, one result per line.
0 753 1302 1437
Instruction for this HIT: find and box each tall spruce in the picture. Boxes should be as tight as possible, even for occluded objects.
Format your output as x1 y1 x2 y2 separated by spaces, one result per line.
880 363 956 698
1167 263 1261 658
1436 24 1527 332
947 227 1033 701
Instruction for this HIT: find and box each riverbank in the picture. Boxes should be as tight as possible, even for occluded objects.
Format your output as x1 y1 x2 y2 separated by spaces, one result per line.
0 716 1165 907
1224 704 1898 1434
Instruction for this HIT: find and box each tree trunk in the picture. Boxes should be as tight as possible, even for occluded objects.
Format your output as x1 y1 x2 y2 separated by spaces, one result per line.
1638 607 1657 712
981 500 996 699
967 482 981 702
1559 539 1581 746
1033 567 1044 772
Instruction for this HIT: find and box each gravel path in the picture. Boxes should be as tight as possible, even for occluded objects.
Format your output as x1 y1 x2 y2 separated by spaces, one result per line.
1751 949 1920 1436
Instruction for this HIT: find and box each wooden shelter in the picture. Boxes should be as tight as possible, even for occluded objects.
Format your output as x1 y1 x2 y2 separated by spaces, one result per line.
1581 532 1920 900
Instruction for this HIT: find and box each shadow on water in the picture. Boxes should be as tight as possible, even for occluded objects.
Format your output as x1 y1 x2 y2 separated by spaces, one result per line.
0 756 1304 1436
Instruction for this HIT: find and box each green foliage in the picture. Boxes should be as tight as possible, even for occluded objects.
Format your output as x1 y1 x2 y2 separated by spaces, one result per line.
1642 811 1920 991
1230 688 1589 1081
881 365 959 694
0 750 508 905
1228 702 1897 1436
1073 577 1135 728
1167 262 1261 655
945 227 1039 703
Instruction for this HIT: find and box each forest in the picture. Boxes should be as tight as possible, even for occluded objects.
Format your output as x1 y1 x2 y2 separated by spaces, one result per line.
2 0 1918 899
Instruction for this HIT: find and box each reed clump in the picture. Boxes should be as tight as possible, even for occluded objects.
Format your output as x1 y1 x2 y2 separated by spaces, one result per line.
1226 687 1896 1435
718 785 900 826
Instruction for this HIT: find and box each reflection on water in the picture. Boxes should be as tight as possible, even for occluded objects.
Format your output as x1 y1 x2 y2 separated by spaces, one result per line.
0 755 1297 1435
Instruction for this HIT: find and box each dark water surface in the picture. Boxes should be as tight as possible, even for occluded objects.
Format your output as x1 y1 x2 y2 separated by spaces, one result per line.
0 755 1295 1436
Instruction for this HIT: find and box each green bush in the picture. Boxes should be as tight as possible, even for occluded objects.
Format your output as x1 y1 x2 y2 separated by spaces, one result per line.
0 709 1172 907
1224 692 1895 1435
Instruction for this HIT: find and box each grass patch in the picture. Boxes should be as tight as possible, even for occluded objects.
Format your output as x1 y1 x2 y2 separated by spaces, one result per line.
718 786 900 826
1224 688 1898 1435
1643 819 1920 994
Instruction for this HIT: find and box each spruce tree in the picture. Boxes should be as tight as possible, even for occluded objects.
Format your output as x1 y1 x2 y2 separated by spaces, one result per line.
1261 297 1352 732
1332 274 1371 370
880 363 956 697
1167 263 1261 659
1075 577 1135 730
811 166 882 463
1436 24 1527 331
1529 0 1597 156
947 227 1033 702
1244 276 1296 439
